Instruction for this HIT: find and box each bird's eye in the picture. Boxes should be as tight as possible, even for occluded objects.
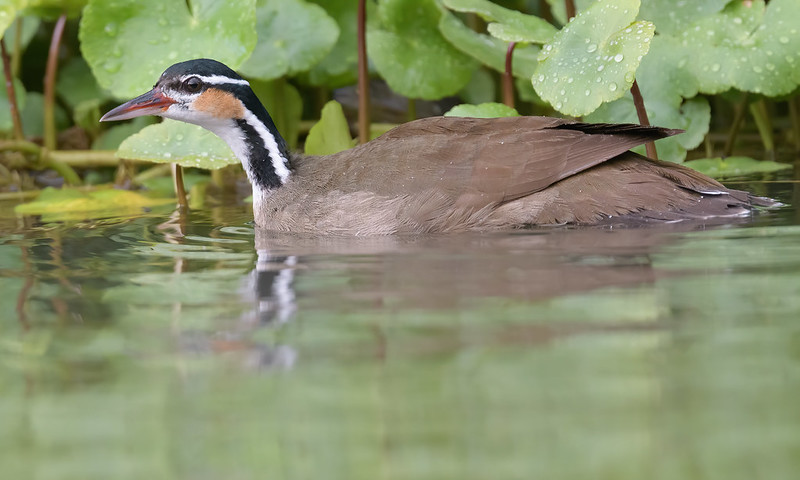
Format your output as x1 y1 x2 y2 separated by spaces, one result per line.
183 76 202 92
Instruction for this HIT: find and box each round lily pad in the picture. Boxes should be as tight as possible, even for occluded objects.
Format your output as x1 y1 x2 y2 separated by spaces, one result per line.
117 119 239 169
684 156 792 179
79 0 257 98
239 0 339 81
533 0 654 117
638 0 730 36
368 0 476 100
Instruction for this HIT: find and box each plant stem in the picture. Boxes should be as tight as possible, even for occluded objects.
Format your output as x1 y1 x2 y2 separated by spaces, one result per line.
1 39 24 140
565 0 576 20
723 93 748 157
44 14 67 152
11 17 22 77
503 42 516 109
357 0 370 145
630 79 657 160
749 99 774 159
172 163 188 209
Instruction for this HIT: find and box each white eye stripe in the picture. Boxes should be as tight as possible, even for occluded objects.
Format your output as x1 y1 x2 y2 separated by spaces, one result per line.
180 74 250 86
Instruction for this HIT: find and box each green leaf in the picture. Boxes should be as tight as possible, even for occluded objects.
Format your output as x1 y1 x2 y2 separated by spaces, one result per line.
116 119 239 169
56 57 112 110
15 187 174 220
545 0 598 25
22 0 85 19
368 0 477 100
459 68 496 105
0 77 25 132
679 0 800 97
585 35 709 162
684 156 792 179
638 0 730 35
0 0 24 37
79 0 257 98
1 14 39 50
438 10 539 79
533 0 654 117
239 0 339 81
442 0 557 44
444 102 519 118
304 100 352 156
21 92 69 138
249 79 303 150
305 0 358 87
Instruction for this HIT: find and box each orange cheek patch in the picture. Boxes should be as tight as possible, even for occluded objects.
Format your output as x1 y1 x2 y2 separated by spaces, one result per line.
193 89 246 119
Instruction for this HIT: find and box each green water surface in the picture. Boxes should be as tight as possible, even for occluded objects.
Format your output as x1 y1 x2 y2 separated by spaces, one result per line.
1 182 799 480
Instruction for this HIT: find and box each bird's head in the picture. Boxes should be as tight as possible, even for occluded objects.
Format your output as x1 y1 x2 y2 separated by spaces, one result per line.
102 58 292 190
101 58 252 129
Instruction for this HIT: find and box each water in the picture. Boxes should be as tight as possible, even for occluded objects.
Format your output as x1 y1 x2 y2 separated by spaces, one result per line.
1 181 799 479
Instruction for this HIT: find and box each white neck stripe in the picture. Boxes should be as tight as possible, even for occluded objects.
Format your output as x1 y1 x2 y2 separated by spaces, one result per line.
242 108 291 184
181 74 250 87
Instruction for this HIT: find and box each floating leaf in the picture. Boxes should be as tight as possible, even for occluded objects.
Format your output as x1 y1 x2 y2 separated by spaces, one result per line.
239 0 339 81
368 0 477 100
444 102 519 118
305 0 358 87
79 0 257 98
684 156 792 179
117 119 239 169
15 187 174 220
0 77 25 132
438 10 539 79
442 0 557 44
533 0 654 117
304 100 353 156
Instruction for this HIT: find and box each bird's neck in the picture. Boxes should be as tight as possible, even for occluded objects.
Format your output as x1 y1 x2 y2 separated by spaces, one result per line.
209 96 292 196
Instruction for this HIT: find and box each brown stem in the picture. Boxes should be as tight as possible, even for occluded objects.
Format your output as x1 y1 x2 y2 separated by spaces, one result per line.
503 42 516 109
1 39 24 140
630 79 657 159
172 163 188 209
357 0 370 144
44 14 67 152
565 0 576 20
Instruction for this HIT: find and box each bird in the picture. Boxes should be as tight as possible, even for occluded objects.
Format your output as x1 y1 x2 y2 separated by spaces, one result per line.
101 58 774 235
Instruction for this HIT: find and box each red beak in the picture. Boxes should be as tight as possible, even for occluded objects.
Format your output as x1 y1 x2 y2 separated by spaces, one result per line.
100 87 176 122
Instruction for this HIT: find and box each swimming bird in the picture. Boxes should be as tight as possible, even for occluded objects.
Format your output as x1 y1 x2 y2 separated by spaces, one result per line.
101 58 772 235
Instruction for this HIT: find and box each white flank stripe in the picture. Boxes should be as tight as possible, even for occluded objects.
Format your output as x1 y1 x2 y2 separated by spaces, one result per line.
182 74 250 86
243 109 292 184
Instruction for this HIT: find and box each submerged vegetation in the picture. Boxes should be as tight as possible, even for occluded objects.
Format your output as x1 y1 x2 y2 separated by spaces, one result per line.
0 0 797 213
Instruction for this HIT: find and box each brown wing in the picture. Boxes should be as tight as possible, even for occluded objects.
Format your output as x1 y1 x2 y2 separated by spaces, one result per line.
320 116 680 208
